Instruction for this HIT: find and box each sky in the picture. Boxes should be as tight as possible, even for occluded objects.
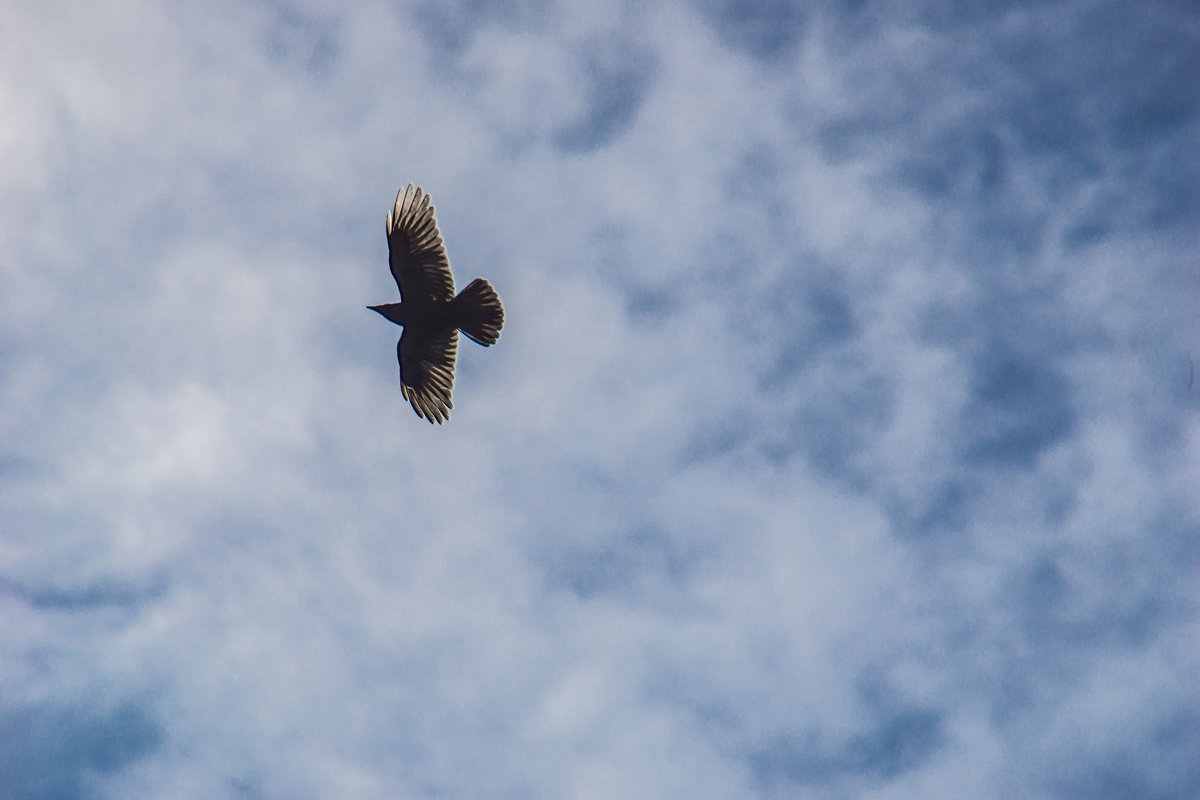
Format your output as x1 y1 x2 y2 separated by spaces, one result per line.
1 0 1198 798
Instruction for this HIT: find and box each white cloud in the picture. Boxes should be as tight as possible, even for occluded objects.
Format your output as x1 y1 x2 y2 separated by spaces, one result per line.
1 1 1196 798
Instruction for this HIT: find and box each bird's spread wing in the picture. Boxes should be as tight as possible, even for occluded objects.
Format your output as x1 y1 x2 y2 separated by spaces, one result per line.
387 184 456 303
398 327 459 423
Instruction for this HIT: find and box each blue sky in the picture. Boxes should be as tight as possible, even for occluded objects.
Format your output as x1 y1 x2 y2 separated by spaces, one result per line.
1 1 1197 798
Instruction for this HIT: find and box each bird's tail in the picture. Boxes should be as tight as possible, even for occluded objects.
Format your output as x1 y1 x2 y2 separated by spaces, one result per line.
453 278 504 346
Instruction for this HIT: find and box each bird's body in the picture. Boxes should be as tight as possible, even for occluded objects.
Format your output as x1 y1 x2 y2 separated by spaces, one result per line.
369 184 504 423
369 296 453 330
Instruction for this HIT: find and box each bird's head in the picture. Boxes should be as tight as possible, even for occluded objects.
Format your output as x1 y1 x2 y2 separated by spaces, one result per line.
367 302 406 326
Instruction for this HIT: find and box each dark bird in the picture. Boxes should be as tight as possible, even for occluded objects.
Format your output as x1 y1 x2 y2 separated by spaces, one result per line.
368 184 504 423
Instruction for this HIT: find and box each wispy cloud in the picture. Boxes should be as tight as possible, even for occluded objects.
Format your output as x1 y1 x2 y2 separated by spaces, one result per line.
1 1 1196 798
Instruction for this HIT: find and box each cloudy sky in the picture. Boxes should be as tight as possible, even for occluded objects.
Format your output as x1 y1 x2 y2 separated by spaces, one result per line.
2 1 1198 798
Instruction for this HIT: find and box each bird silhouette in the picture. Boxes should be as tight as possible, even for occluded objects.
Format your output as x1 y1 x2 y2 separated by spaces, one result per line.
369 184 504 423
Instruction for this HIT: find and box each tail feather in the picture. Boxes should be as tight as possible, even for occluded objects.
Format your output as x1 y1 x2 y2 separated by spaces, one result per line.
453 278 504 346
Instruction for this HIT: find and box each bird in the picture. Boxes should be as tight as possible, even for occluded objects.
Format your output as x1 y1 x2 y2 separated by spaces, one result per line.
368 184 504 423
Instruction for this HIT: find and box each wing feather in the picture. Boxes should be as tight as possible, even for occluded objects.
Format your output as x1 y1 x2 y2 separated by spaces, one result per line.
397 327 459 424
386 184 456 302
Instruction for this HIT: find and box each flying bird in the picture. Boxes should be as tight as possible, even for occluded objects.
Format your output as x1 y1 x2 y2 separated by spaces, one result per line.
369 184 504 423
